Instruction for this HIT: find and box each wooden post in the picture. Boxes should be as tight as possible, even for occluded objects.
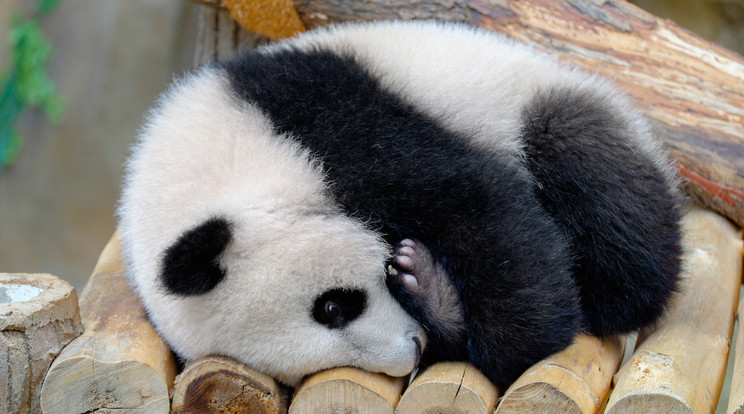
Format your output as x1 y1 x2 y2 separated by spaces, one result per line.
193 5 265 66
396 362 500 414
289 367 405 414
727 295 744 414
39 234 178 414
1 273 83 414
171 356 289 414
605 205 743 414
496 334 625 414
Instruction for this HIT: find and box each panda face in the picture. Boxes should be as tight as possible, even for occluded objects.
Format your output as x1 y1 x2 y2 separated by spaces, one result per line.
135 212 426 386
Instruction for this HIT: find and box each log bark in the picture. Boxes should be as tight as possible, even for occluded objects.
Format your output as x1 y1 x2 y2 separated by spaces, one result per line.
289 367 405 414
39 234 178 414
605 205 743 414
191 0 744 227
0 273 83 414
396 362 499 414
496 334 625 414
171 356 289 414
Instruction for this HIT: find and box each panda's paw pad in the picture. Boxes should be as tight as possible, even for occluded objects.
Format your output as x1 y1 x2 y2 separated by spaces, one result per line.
390 239 438 294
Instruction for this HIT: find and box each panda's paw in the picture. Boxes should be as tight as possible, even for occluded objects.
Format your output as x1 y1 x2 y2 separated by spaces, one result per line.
389 239 427 290
388 239 451 309
388 239 466 346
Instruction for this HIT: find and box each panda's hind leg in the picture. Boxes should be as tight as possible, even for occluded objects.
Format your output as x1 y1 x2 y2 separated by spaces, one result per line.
386 239 466 360
520 86 683 336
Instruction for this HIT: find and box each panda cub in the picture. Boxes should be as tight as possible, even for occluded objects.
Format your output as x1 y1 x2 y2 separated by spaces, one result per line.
118 20 682 389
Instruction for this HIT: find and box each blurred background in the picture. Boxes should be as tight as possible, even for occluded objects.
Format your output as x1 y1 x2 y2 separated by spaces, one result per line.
0 0 199 291
0 0 742 292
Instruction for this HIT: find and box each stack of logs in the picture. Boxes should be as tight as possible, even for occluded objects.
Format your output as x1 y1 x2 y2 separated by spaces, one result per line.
27 205 744 413
3 0 743 412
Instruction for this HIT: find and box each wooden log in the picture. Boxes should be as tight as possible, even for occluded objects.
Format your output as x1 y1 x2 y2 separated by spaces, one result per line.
1 273 83 414
189 0 226 10
396 362 499 414
222 0 305 40
605 205 743 414
727 295 744 414
193 6 266 66
496 334 624 414
195 0 744 227
289 367 405 414
171 356 289 414
39 234 178 414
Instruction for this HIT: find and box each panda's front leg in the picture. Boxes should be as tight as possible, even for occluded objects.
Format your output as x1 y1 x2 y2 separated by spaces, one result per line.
386 239 467 362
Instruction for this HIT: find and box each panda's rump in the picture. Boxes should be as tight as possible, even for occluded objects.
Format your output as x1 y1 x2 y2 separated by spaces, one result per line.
521 86 683 335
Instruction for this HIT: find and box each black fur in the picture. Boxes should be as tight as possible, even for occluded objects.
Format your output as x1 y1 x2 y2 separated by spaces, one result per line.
521 88 682 335
161 217 232 295
221 48 585 388
312 288 367 329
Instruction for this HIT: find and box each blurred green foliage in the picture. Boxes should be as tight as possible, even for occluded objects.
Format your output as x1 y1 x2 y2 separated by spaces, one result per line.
0 0 64 170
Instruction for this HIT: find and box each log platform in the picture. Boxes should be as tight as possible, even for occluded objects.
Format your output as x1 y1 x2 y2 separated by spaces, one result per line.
24 203 740 413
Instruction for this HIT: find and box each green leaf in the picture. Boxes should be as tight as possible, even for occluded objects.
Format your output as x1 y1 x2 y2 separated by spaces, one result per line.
0 128 23 167
0 0 63 170
36 0 60 16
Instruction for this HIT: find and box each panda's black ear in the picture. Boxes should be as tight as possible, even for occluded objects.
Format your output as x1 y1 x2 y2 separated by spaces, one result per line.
161 217 232 296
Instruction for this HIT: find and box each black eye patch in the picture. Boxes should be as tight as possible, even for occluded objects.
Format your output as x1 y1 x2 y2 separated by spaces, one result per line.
312 288 366 329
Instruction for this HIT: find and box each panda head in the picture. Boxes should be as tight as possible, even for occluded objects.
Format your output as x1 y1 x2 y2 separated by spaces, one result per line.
118 64 426 385
135 210 425 386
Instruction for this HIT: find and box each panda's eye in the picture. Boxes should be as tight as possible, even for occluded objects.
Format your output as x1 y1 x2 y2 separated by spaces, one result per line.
325 301 340 319
312 288 366 329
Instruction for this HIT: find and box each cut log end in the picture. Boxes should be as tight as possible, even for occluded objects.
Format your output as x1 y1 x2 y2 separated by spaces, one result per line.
289 367 405 414
171 356 289 414
497 382 583 414
606 393 694 414
41 357 170 414
397 362 499 414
